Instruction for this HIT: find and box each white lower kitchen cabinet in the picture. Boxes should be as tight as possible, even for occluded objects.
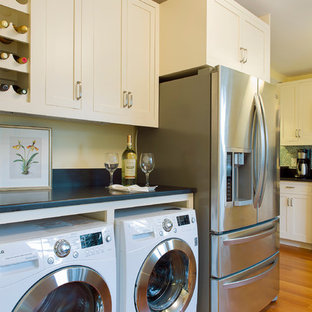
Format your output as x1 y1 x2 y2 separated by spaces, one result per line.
280 181 312 243
23 0 159 127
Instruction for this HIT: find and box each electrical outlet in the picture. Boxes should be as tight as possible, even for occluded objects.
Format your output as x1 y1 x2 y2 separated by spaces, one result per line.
290 158 297 168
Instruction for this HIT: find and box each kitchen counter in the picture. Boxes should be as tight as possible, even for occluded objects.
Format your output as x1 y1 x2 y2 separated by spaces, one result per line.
0 185 194 213
280 177 312 183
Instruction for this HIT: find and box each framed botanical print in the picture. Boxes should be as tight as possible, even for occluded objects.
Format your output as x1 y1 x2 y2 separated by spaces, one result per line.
0 125 52 190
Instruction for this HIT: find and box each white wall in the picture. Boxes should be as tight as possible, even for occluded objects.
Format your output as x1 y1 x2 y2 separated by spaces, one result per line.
0 113 135 169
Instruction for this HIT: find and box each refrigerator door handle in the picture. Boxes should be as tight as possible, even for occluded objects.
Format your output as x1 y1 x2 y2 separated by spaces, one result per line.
253 94 266 208
223 257 278 290
223 225 277 246
258 94 269 208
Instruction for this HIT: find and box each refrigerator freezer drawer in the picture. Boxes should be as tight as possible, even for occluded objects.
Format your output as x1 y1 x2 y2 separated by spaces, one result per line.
211 252 279 312
211 218 279 278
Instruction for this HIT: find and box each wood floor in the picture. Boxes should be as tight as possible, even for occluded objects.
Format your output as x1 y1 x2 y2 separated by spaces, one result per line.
261 244 312 312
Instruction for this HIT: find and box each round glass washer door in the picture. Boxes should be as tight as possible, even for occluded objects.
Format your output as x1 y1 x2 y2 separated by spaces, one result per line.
13 266 112 312
135 238 197 312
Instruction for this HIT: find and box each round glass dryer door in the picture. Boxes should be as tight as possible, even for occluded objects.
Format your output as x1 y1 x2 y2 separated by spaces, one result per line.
13 266 112 312
135 238 197 312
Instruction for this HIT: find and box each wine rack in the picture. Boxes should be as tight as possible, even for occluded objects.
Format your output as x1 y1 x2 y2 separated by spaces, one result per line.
0 0 29 101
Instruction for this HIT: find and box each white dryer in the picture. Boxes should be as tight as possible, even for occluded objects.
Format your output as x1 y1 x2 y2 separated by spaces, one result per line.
115 205 198 312
0 215 116 312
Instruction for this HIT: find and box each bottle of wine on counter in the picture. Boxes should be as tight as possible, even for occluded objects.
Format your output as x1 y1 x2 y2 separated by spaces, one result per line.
122 134 137 186
0 20 9 29
13 25 28 34
13 85 27 95
13 54 28 64
0 83 9 91
0 52 9 60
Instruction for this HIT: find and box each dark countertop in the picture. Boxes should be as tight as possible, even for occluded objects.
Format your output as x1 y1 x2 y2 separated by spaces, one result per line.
280 177 312 183
0 185 195 214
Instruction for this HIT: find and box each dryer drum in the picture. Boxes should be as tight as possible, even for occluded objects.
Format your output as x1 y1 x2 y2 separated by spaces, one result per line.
12 266 112 312
134 238 197 312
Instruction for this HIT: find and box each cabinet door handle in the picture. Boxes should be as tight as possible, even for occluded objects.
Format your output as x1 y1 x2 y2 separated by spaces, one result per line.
243 48 248 64
290 198 293 207
295 129 298 138
286 186 295 189
123 91 128 108
128 92 133 108
240 47 245 63
287 198 290 206
76 81 82 100
298 129 301 138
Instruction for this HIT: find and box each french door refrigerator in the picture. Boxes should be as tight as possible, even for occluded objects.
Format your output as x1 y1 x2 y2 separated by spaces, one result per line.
138 65 280 312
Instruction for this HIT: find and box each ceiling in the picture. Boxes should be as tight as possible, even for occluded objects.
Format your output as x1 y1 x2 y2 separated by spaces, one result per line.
228 0 312 77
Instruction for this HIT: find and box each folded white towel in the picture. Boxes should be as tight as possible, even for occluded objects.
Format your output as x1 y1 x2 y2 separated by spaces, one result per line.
108 184 157 193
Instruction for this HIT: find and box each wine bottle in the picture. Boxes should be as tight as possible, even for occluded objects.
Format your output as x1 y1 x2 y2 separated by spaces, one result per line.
13 54 28 64
122 134 137 186
0 37 13 44
0 52 9 60
13 25 28 34
0 20 9 29
13 85 27 95
0 83 9 91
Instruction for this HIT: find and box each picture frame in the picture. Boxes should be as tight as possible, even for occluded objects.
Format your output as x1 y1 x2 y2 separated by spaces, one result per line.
0 124 52 190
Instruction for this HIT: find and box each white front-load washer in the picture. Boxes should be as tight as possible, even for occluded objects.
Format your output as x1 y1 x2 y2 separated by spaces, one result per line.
0 215 116 312
115 205 198 312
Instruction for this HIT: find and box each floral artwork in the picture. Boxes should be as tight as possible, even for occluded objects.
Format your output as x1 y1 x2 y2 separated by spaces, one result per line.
12 139 40 175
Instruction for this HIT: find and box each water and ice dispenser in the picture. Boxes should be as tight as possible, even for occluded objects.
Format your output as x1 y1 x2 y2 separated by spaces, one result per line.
226 151 253 207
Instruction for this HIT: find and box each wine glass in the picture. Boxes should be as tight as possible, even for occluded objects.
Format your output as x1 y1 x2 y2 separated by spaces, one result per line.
140 153 155 186
104 152 119 186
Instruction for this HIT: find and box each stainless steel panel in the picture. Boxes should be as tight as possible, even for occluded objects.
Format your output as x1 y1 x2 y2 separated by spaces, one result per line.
211 253 279 312
211 66 258 232
211 218 279 278
258 81 280 222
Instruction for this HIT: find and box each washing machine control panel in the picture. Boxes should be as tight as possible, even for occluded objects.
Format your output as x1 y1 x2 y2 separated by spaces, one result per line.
162 218 173 232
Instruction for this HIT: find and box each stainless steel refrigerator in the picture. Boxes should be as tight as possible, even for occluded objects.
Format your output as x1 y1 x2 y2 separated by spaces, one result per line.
137 65 280 312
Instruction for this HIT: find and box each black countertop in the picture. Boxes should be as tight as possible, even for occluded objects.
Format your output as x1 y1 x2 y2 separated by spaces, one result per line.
280 166 312 183
0 185 194 214
280 177 312 183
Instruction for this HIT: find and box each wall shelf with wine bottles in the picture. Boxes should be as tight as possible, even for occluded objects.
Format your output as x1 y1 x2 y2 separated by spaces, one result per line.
0 52 28 73
0 0 29 104
0 0 29 14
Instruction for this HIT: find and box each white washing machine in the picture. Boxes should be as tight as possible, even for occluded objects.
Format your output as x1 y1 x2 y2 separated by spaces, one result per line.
0 215 116 312
115 205 198 312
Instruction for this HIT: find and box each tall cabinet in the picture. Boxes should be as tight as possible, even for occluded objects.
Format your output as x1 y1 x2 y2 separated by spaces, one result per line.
30 0 159 127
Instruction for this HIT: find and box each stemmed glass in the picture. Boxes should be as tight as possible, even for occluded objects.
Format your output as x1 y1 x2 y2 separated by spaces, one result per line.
104 153 119 186
140 153 155 186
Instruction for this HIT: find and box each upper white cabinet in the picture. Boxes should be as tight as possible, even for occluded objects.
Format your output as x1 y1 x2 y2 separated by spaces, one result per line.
280 79 312 145
159 0 270 82
29 0 159 127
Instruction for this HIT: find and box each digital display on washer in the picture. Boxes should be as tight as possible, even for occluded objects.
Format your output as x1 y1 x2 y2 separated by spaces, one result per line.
80 232 103 249
177 215 190 226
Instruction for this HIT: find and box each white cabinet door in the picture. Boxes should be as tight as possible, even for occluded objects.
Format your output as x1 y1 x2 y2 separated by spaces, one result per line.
82 0 124 119
123 0 159 127
297 81 312 144
207 0 241 71
31 0 82 117
279 195 288 239
280 84 298 145
241 18 268 81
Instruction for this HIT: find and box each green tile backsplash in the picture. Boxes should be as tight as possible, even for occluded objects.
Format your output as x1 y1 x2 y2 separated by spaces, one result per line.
280 145 312 168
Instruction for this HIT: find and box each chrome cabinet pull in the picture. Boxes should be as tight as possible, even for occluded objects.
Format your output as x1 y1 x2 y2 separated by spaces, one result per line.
298 129 301 138
123 91 128 108
76 81 82 100
290 198 293 207
286 186 295 189
295 129 298 138
243 48 248 63
287 198 290 206
128 92 133 108
240 47 245 63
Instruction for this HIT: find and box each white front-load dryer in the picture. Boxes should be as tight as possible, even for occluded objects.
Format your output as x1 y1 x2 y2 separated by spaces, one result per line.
115 205 198 312
0 215 116 312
